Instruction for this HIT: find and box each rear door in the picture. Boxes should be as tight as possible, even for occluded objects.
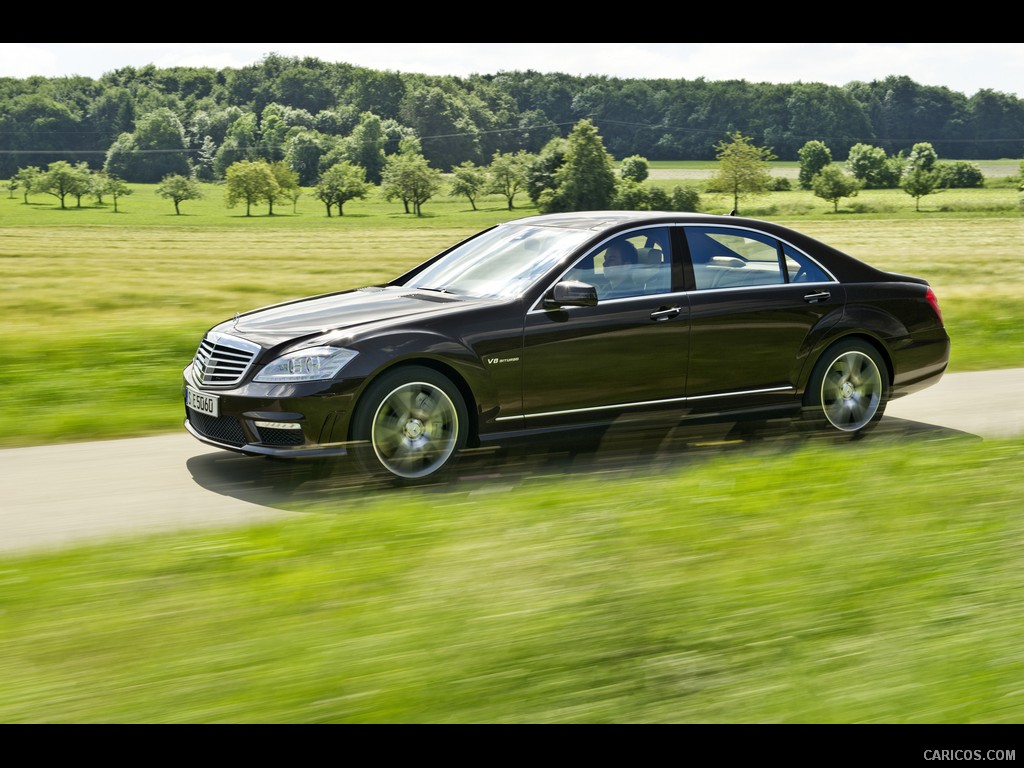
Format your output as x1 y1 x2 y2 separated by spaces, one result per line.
682 225 844 408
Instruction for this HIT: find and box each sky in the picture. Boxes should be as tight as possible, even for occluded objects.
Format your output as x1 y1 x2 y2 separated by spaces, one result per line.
2 43 1023 99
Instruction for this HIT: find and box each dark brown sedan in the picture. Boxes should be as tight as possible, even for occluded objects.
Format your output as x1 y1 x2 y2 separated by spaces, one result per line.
183 211 950 483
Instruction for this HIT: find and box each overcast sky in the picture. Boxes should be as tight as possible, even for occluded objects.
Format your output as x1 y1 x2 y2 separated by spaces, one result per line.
3 43 1022 99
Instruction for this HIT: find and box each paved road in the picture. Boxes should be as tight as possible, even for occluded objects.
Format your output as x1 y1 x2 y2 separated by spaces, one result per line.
2 368 1021 556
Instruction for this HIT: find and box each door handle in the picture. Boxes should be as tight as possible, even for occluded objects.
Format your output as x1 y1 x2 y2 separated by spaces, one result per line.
650 306 681 321
803 291 831 304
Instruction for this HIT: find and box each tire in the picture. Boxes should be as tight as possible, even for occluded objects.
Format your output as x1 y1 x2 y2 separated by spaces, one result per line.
351 366 469 484
802 339 890 437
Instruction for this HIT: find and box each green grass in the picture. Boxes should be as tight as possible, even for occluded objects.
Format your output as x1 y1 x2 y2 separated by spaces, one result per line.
1 436 1022 723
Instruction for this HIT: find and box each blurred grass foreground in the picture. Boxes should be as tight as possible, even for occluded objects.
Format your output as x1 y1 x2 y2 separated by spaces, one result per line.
1 435 1022 723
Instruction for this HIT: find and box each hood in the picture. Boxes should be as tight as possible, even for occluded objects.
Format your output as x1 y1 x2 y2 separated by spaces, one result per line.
212 286 484 346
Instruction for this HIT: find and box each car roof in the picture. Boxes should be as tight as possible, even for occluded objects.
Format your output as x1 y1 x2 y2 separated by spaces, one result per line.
502 210 723 232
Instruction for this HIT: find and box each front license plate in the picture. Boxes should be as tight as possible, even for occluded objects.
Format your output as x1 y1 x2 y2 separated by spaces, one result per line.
185 386 220 418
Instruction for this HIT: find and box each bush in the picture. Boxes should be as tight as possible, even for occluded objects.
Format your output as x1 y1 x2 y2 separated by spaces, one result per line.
611 180 650 210
670 185 701 212
610 182 700 213
647 186 671 210
936 161 985 189
619 155 649 183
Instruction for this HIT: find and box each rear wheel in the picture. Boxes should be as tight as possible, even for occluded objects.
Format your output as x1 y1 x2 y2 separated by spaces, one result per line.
803 339 889 437
351 366 468 484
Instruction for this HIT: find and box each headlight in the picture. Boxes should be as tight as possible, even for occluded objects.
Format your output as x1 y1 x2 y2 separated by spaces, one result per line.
254 346 358 383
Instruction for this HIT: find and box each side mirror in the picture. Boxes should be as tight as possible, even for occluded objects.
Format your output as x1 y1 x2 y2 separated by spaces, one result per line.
545 280 598 308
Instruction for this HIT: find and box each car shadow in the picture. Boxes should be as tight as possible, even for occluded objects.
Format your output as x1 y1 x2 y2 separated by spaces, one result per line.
185 414 981 513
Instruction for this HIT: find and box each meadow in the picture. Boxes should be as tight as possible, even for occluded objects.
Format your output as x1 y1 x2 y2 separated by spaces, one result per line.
1 168 1021 447
1 436 1022 723
0 167 1022 724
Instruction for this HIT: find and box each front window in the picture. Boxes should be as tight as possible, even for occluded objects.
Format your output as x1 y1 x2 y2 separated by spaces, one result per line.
562 226 674 300
405 224 593 300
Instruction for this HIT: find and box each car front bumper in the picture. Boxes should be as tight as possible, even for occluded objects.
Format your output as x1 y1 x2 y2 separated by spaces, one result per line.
181 363 361 458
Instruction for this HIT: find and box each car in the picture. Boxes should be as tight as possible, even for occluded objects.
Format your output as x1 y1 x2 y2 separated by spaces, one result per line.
182 210 950 484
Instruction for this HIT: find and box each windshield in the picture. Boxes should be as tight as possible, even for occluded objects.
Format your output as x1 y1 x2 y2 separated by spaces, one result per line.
404 224 594 300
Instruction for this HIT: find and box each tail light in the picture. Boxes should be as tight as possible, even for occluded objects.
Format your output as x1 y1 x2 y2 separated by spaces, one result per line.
925 286 944 326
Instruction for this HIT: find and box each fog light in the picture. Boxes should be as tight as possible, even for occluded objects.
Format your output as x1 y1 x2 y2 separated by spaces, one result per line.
254 421 302 430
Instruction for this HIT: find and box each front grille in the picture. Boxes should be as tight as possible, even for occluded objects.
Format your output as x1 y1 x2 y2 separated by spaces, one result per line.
188 410 247 447
194 331 261 386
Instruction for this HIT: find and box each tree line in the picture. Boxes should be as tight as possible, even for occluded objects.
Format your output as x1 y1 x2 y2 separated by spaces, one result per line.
9 119 1000 218
2 53 1023 184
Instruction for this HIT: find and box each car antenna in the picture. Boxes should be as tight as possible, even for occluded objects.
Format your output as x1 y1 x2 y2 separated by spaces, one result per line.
729 209 738 216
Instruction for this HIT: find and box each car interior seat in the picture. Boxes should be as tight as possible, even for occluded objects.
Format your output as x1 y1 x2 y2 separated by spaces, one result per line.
635 246 669 293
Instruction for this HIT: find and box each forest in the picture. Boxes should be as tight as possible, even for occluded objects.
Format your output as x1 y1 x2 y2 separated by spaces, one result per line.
2 52 1023 183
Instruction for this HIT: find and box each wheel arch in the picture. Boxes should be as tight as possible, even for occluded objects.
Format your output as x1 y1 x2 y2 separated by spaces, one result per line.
800 330 895 395
800 333 892 436
347 357 482 448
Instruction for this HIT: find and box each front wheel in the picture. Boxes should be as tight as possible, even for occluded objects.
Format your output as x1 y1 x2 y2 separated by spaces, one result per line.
351 366 468 484
802 339 889 437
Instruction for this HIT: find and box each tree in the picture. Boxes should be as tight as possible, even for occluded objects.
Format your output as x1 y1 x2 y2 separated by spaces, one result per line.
70 162 93 207
315 161 369 216
14 166 42 204
341 112 388 184
285 130 328 187
103 107 191 183
846 143 894 189
157 174 203 215
707 131 777 214
194 136 218 182
104 175 133 213
811 166 861 212
36 160 91 209
5 176 16 199
902 167 941 211
257 107 289 162
225 160 279 217
906 142 939 174
797 140 832 190
398 84 482 171
537 119 617 213
266 161 299 215
92 171 131 207
0 92 81 179
486 150 530 211
619 155 649 183
381 149 443 216
449 160 487 210
524 137 567 205
91 172 110 206
213 113 259 178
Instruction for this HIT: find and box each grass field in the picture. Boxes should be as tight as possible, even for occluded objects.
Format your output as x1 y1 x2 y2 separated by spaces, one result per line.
1 436 1022 723
1 173 1022 724
1 176 1021 447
